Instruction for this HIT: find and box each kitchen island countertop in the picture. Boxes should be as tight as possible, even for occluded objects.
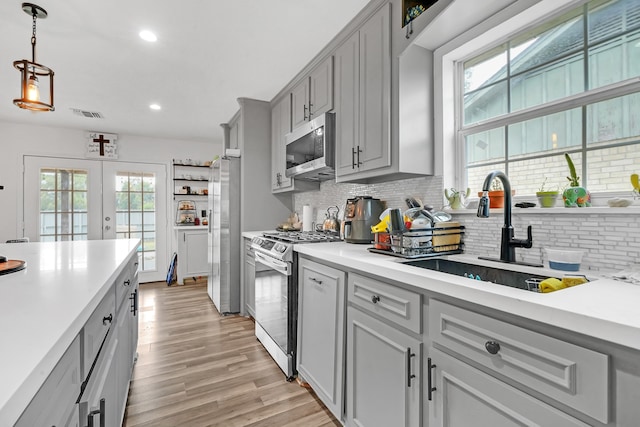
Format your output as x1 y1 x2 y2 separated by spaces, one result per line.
0 239 139 426
295 242 640 351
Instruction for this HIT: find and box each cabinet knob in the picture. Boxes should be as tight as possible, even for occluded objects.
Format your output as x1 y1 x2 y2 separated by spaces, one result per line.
124 279 131 286
485 340 501 355
371 295 381 304
102 313 113 325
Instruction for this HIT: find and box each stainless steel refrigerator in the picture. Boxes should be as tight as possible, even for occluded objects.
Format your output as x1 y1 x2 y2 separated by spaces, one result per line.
207 157 241 314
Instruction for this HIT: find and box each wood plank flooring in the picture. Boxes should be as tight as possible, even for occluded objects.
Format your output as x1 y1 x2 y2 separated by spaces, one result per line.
123 280 340 427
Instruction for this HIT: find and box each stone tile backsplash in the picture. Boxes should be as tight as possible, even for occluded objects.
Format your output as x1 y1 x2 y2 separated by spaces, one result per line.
293 175 640 272
294 176 445 227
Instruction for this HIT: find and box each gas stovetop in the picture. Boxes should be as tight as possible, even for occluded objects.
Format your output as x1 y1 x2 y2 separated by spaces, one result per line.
262 231 341 244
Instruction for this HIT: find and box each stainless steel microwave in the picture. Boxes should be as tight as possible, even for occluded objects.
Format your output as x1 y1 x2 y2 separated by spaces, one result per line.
285 112 335 181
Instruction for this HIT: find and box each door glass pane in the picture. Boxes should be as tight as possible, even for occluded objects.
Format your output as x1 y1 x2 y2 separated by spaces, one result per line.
114 171 158 273
39 168 89 241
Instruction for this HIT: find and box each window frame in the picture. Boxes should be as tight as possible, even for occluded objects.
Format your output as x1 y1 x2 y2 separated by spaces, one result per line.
436 0 640 203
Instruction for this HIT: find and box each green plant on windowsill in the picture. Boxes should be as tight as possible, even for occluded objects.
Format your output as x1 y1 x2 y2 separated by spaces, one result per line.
536 177 559 208
563 152 591 207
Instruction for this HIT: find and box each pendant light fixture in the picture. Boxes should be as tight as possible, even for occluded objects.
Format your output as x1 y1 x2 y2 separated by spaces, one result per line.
13 3 54 112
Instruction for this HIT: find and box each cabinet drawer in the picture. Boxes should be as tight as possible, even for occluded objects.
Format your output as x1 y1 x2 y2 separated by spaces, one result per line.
16 335 81 427
115 255 137 310
429 299 609 423
82 289 115 379
348 273 421 333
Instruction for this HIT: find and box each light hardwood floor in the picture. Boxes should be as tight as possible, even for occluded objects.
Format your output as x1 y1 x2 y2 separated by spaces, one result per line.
123 280 340 427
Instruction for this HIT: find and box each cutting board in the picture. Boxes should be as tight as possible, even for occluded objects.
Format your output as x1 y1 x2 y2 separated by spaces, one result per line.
0 259 26 275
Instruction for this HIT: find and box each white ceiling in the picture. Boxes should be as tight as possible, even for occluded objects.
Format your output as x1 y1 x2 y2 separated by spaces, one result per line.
0 0 370 143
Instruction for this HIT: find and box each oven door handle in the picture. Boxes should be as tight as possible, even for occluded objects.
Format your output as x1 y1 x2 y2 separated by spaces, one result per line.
255 251 291 276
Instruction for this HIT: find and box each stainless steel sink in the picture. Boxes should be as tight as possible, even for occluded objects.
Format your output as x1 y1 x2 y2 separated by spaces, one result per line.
402 258 555 292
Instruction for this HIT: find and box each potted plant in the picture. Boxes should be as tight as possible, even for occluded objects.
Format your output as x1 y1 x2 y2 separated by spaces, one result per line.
536 177 559 208
477 179 514 208
562 153 591 207
444 187 470 209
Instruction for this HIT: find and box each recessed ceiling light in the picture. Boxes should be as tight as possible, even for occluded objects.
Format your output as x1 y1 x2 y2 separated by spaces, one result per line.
149 104 161 110
139 30 157 42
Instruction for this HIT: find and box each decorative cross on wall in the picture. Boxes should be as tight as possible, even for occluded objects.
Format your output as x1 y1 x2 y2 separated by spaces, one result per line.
85 132 118 159
93 134 110 156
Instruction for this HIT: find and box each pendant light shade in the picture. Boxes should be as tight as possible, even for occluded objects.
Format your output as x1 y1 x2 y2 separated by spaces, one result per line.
13 3 54 112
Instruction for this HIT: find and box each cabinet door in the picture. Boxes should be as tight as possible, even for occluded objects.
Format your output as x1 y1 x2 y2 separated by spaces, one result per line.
15 336 81 427
309 56 334 119
177 229 208 283
346 306 421 427
243 239 256 317
271 96 293 191
115 301 133 416
291 78 310 129
79 334 119 427
297 259 346 420
359 3 391 173
428 348 590 427
335 31 360 178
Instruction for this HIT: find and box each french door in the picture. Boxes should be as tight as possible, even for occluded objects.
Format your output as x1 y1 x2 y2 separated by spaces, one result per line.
23 156 167 282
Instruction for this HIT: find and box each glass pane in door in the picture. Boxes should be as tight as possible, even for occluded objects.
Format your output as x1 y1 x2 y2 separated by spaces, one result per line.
38 168 89 241
114 171 157 272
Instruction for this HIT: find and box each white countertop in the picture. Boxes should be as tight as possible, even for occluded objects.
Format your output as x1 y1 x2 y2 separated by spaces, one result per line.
0 239 139 426
295 242 640 352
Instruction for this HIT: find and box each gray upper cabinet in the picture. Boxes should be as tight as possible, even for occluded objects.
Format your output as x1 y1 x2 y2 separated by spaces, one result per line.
335 3 391 180
271 95 294 192
292 56 334 130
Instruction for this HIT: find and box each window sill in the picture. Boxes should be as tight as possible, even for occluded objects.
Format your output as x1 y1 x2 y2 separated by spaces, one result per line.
445 206 640 215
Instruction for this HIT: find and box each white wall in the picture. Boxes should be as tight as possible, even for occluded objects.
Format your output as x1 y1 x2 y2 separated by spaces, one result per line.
0 119 222 243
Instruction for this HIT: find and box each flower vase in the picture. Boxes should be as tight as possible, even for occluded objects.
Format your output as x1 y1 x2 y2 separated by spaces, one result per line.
562 186 591 207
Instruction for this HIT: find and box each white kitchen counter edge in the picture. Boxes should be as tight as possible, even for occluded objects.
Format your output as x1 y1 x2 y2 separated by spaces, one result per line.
295 242 640 351
0 239 139 427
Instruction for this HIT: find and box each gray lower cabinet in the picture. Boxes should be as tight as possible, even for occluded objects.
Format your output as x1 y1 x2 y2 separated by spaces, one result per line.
243 237 256 317
427 346 589 426
297 258 346 420
14 335 81 427
15 253 138 427
345 272 422 427
346 306 421 427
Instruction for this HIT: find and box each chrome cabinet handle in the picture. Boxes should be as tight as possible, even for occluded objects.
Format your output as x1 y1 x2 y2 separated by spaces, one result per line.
371 295 380 304
485 341 501 355
124 279 131 286
308 102 314 118
356 146 362 167
427 358 437 400
406 348 416 387
352 147 356 169
102 314 113 325
309 277 323 285
303 104 308 120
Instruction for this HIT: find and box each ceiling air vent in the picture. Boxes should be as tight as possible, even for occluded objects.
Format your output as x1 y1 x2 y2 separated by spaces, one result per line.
71 108 104 119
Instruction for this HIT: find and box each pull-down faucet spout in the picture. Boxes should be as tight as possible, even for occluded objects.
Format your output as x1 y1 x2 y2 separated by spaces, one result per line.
477 171 541 266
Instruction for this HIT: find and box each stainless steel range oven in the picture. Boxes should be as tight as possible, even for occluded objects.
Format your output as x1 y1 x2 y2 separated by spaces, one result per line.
251 231 340 380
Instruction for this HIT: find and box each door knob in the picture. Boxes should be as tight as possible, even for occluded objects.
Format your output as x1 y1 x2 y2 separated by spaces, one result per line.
105 225 111 230
105 216 111 221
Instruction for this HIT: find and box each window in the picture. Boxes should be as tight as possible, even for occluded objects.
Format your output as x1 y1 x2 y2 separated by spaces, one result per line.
115 172 158 271
39 168 88 241
460 0 640 195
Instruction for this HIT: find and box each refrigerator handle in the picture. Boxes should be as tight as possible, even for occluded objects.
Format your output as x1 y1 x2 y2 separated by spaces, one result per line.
208 210 212 233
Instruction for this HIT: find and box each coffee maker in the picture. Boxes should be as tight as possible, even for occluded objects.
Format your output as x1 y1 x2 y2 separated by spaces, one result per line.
343 196 385 243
